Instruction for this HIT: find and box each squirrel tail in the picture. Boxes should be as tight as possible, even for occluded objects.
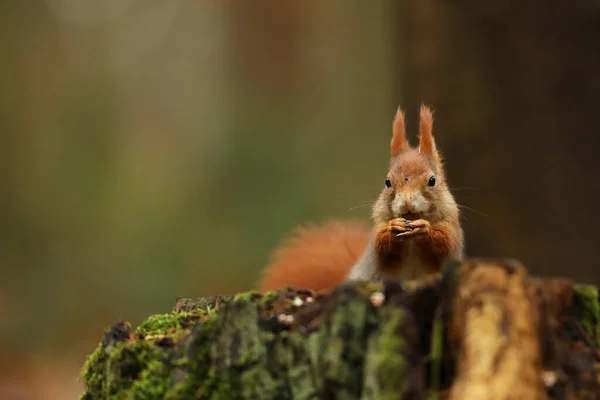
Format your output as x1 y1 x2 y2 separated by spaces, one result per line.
258 220 371 292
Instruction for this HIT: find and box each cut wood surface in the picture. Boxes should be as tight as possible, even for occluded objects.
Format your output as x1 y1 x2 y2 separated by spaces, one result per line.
79 258 600 399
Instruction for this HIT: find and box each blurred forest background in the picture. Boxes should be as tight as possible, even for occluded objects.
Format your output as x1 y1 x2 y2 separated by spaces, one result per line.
2 1 600 398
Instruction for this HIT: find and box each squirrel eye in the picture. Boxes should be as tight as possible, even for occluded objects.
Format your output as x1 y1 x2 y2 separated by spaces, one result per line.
428 176 436 187
385 177 392 188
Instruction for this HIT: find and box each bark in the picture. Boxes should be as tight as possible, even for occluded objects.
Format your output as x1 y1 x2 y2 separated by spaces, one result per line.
79 259 600 399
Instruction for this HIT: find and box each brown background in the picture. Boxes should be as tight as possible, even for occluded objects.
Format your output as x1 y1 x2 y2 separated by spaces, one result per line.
1 1 599 398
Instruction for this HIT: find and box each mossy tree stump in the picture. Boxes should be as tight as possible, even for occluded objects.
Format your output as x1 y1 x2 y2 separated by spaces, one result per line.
80 259 600 399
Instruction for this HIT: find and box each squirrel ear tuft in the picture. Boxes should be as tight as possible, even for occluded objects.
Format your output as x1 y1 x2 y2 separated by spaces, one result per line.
418 104 439 160
391 106 409 156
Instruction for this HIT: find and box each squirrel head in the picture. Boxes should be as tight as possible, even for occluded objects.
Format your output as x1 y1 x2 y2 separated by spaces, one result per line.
372 104 450 223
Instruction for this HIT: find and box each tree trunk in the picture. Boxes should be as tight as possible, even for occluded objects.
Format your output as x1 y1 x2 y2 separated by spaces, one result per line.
79 258 600 399
395 0 600 286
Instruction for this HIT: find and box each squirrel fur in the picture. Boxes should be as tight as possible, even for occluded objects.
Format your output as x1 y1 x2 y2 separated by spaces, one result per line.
258 105 464 292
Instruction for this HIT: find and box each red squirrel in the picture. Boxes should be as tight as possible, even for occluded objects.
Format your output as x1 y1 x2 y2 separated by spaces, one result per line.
258 105 464 292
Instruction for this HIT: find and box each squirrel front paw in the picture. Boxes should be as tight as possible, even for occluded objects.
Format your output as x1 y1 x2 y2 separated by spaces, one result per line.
388 218 412 236
394 219 431 238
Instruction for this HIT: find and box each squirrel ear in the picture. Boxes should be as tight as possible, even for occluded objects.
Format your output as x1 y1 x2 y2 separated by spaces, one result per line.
418 104 440 162
391 106 409 156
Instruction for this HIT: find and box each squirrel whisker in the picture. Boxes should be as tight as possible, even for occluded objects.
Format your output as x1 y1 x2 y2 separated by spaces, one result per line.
348 202 375 211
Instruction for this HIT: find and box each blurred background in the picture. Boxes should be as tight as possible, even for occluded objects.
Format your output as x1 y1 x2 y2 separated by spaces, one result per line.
2 1 600 398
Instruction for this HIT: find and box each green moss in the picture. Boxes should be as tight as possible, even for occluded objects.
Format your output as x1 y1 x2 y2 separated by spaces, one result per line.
163 381 194 400
233 290 263 302
172 295 234 315
135 312 199 337
80 267 600 399
169 317 219 398
80 284 424 399
283 332 320 399
362 307 407 399
259 289 281 306
204 301 280 398
80 338 170 399
79 315 201 399
127 357 172 399
109 342 157 397
79 343 107 399
319 296 378 398
573 284 600 347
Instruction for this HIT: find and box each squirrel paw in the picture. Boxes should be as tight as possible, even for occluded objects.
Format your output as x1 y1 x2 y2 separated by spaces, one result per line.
395 219 431 237
388 218 412 236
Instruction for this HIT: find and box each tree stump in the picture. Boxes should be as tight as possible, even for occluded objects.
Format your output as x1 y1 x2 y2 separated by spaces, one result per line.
79 258 600 399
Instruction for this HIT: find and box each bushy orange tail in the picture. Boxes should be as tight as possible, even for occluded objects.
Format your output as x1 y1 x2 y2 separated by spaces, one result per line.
258 220 371 292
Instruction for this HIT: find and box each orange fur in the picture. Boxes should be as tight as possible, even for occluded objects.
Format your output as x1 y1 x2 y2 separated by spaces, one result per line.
367 105 463 279
418 105 434 153
373 221 407 274
257 104 464 291
418 104 443 169
258 220 370 292
391 107 409 156
414 223 458 274
390 150 432 183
